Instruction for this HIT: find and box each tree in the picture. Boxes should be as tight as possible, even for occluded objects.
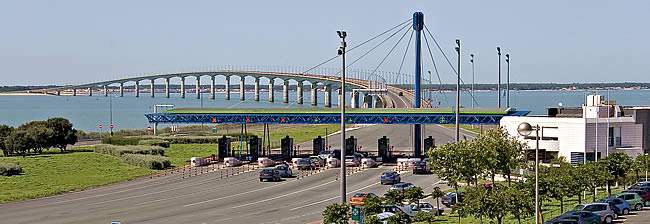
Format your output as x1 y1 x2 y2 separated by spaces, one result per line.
20 121 53 154
385 211 409 224
412 211 435 223
637 154 650 182
484 188 510 224
5 129 34 158
361 214 381 224
505 183 535 224
455 186 489 222
431 187 445 214
361 196 383 216
383 190 405 205
601 152 634 196
322 203 350 224
404 186 425 205
545 159 574 213
578 161 612 202
0 125 13 156
47 117 77 152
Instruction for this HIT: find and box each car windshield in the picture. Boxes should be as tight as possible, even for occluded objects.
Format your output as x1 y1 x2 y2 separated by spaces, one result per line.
353 193 367 197
382 172 395 176
415 162 426 166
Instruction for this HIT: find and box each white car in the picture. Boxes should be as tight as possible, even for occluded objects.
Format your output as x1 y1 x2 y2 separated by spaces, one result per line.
416 202 444 216
345 154 361 167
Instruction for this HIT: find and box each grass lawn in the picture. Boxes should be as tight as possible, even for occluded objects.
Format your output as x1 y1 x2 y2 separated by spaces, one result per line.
165 144 219 167
0 147 150 204
440 124 484 134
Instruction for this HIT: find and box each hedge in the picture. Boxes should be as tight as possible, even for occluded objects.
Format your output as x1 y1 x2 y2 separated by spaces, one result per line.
101 136 236 145
101 136 146 145
120 154 170 170
138 139 170 148
94 144 165 157
0 162 22 176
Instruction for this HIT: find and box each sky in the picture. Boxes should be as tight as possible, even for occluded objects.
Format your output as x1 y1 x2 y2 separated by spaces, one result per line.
1 0 649 86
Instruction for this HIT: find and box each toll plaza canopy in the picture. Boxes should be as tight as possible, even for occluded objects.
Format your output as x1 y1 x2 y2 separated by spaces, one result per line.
145 108 529 125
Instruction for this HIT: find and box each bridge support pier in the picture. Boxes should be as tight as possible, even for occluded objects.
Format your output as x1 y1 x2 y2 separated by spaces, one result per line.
180 77 185 98
311 86 317 106
268 80 274 102
338 89 343 108
282 80 289 104
296 82 303 104
57 90 61 96
254 77 259 101
72 88 76 96
104 85 108 97
225 76 230 100
195 76 200 99
120 83 124 97
210 76 215 99
88 88 92 96
324 85 331 108
150 80 154 98
135 81 139 97
165 78 170 98
351 91 359 108
240 76 245 101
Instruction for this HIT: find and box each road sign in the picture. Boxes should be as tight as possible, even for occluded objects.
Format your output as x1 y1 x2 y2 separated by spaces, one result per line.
99 124 102 129
109 124 114 129
147 126 152 132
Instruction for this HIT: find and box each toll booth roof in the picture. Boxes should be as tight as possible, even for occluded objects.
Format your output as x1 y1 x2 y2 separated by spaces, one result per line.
164 107 516 115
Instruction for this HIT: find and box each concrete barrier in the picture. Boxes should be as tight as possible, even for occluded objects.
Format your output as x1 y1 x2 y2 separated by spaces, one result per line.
190 157 208 167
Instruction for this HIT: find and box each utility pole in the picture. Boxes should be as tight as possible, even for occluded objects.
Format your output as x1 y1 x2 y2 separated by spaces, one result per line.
336 30 347 204
455 39 461 143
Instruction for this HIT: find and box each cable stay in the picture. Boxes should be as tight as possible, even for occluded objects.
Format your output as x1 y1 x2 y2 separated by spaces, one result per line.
368 27 412 81
396 28 414 84
422 32 450 108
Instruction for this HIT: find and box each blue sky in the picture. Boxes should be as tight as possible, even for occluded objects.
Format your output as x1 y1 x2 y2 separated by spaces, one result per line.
1 0 649 85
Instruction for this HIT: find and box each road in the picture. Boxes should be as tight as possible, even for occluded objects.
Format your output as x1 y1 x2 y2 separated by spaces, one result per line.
0 162 442 224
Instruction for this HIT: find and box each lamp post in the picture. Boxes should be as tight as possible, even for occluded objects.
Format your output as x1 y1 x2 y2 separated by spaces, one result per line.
470 54 475 108
517 122 539 224
454 39 461 143
506 53 510 108
497 47 501 108
337 30 347 204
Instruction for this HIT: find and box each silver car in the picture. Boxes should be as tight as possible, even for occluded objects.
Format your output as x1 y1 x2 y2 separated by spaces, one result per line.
571 203 617 224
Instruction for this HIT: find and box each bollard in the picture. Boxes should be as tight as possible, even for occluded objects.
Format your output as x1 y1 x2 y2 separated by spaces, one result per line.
182 169 185 179
336 171 339 180
157 169 160 178
164 168 167 176
220 170 223 179
195 167 197 176
150 171 153 179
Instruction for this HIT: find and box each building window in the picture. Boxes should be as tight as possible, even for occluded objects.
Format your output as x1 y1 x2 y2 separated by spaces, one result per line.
608 127 614 147
571 152 584 166
586 152 601 162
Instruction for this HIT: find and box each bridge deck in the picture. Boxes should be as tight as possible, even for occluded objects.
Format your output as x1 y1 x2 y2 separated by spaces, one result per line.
146 108 529 125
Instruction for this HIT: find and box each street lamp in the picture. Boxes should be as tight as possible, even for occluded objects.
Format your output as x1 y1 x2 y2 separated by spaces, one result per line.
454 39 461 143
337 30 347 204
470 54 475 108
517 122 540 224
497 47 501 108
505 53 510 108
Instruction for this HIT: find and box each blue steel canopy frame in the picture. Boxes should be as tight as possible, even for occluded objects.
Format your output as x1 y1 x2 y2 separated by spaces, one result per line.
145 111 529 125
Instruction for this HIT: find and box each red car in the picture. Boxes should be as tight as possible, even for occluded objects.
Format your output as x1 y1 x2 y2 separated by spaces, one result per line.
624 189 650 206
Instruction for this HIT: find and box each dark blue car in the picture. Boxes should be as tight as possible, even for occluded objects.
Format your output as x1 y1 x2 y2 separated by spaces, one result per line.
380 171 401 185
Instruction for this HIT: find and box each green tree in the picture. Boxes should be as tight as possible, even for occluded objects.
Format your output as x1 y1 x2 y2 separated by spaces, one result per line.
361 214 381 224
485 188 510 224
383 190 405 205
455 186 489 222
578 161 612 202
431 186 445 214
322 203 350 224
404 186 425 204
47 117 77 152
601 152 634 196
412 211 435 223
472 128 527 185
20 121 53 154
0 125 13 156
637 154 650 182
386 211 410 224
361 196 383 216
505 184 535 224
5 129 34 158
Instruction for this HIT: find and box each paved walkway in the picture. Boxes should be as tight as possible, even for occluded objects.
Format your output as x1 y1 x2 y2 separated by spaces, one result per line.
615 207 650 224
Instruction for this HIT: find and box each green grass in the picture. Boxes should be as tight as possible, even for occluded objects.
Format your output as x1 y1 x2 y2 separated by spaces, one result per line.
440 124 484 134
165 144 219 167
0 147 150 204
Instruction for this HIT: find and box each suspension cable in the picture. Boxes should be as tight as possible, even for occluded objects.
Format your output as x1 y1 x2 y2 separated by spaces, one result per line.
396 29 414 84
422 31 450 107
369 26 412 81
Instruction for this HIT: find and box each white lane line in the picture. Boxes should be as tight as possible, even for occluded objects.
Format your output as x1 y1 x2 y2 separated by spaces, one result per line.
231 180 337 209
289 181 381 211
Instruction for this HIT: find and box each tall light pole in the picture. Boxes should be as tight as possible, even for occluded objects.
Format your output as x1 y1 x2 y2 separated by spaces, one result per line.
518 122 540 224
454 39 461 143
336 30 347 204
470 54 475 108
497 47 501 108
506 53 510 108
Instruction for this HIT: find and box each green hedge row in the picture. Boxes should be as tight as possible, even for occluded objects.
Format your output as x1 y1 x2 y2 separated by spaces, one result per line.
138 139 170 148
94 144 165 157
120 154 170 170
0 162 22 176
101 136 144 145
101 136 245 145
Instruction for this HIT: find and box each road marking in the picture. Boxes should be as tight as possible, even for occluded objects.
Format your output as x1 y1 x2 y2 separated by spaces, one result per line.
289 182 380 211
231 180 338 209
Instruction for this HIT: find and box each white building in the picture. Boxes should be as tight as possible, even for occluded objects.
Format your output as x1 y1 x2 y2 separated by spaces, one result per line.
501 95 649 165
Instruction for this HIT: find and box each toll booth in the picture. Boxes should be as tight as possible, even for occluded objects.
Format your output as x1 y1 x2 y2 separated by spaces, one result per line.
281 136 293 162
313 136 325 155
378 136 390 162
218 135 231 161
345 136 357 156
424 136 436 154
249 135 262 161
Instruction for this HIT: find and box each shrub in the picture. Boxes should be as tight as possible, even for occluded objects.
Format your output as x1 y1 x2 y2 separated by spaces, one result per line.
0 162 22 176
138 139 170 148
121 154 170 170
94 144 165 157
101 136 147 145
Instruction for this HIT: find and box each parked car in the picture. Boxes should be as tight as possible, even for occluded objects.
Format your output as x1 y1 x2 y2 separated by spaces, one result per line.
555 210 602 224
380 171 401 185
545 215 588 224
627 181 650 190
345 154 361 166
416 202 444 216
274 165 293 178
598 198 631 215
571 203 617 224
623 189 650 206
259 168 281 182
390 183 414 194
373 212 395 222
612 192 644 211
412 161 431 174
296 159 315 170
441 191 465 207
383 204 429 218
349 192 377 207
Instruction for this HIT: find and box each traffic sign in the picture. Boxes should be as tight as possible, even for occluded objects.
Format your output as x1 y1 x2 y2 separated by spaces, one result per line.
99 124 103 129
109 124 114 129
147 126 152 132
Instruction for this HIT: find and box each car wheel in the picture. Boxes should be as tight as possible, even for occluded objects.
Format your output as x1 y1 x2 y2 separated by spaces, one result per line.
635 203 643 211
260 178 264 182
623 208 630 215
646 200 650 206
605 215 613 224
